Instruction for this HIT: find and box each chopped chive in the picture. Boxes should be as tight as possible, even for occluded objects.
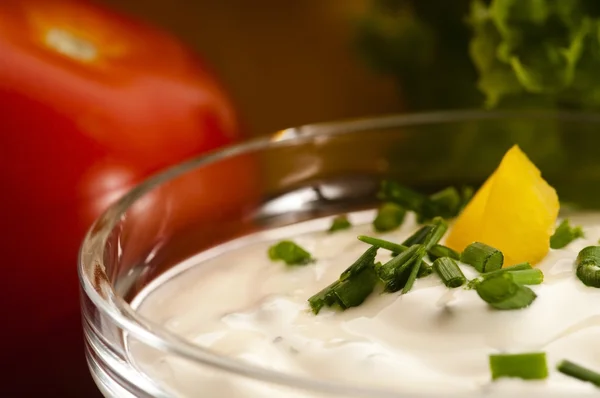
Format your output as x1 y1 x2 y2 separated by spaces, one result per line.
509 269 544 285
550 219 584 249
402 257 423 294
417 263 433 278
333 267 379 309
557 360 600 387
373 203 406 232
401 217 448 294
376 244 423 289
482 262 532 277
419 187 461 222
576 246 600 288
489 353 548 380
461 242 504 273
402 225 434 247
467 263 533 290
378 180 468 222
433 257 466 288
359 233 455 264
428 244 460 261
476 272 537 310
328 215 352 233
268 240 313 265
308 280 340 314
422 217 448 250
358 236 406 254
308 265 379 314
377 181 426 213
340 246 378 281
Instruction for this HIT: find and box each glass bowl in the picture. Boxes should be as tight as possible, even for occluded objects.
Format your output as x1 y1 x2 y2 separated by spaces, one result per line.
79 110 600 398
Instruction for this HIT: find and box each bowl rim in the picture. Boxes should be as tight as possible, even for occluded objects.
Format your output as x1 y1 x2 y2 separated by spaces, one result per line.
78 109 600 398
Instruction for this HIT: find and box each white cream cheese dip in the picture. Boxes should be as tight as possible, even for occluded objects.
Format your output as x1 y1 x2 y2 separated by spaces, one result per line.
127 211 600 398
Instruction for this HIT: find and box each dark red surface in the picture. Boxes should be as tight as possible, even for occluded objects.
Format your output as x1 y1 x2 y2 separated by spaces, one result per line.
0 0 244 395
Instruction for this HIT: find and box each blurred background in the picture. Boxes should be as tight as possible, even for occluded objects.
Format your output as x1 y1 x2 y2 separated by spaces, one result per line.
2 0 599 396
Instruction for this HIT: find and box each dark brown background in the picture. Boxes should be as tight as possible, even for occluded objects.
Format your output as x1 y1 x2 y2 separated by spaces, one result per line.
99 0 403 136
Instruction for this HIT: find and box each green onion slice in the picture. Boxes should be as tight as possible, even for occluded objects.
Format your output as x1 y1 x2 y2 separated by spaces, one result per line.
476 272 537 310
433 257 466 288
461 242 504 273
557 360 600 387
417 263 433 278
509 269 544 285
328 215 352 233
576 246 600 288
373 203 406 232
550 219 584 249
308 266 379 314
428 244 460 261
268 240 313 266
489 352 548 380
340 246 378 281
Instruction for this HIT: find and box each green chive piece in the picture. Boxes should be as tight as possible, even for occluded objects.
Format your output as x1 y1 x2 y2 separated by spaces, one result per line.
550 219 584 249
482 262 532 277
467 263 533 290
489 353 548 380
576 246 600 288
401 217 448 294
340 246 378 281
433 257 466 288
422 217 448 250
417 263 433 278
461 242 504 273
428 244 460 261
402 257 423 294
328 215 352 233
333 267 379 309
419 187 461 222
268 240 313 265
373 202 406 232
476 273 537 310
378 181 468 223
401 225 434 247
308 280 340 314
509 269 544 285
358 236 406 254
557 360 600 387
377 180 426 214
377 244 423 291
359 233 455 265
308 266 379 314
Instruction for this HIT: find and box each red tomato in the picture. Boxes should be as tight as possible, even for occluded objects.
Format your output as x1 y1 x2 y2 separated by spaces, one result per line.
0 0 257 396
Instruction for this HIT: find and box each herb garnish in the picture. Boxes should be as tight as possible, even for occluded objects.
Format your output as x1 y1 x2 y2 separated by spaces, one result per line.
328 215 352 233
557 360 600 387
373 202 406 232
268 241 313 266
375 217 448 293
308 247 379 314
433 257 466 288
461 242 504 273
489 353 548 380
575 246 600 288
428 244 460 261
476 272 537 310
378 180 472 223
550 219 584 249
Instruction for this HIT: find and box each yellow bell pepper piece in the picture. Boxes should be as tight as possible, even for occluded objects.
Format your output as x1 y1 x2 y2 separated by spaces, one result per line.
446 145 559 266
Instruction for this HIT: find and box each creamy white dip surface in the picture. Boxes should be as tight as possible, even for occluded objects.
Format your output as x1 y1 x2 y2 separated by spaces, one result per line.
127 211 600 398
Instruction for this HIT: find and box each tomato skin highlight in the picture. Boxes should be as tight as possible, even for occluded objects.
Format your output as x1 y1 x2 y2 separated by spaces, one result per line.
0 0 256 395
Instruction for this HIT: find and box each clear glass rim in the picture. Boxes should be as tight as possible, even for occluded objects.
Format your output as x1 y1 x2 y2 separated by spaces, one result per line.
78 109 600 398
